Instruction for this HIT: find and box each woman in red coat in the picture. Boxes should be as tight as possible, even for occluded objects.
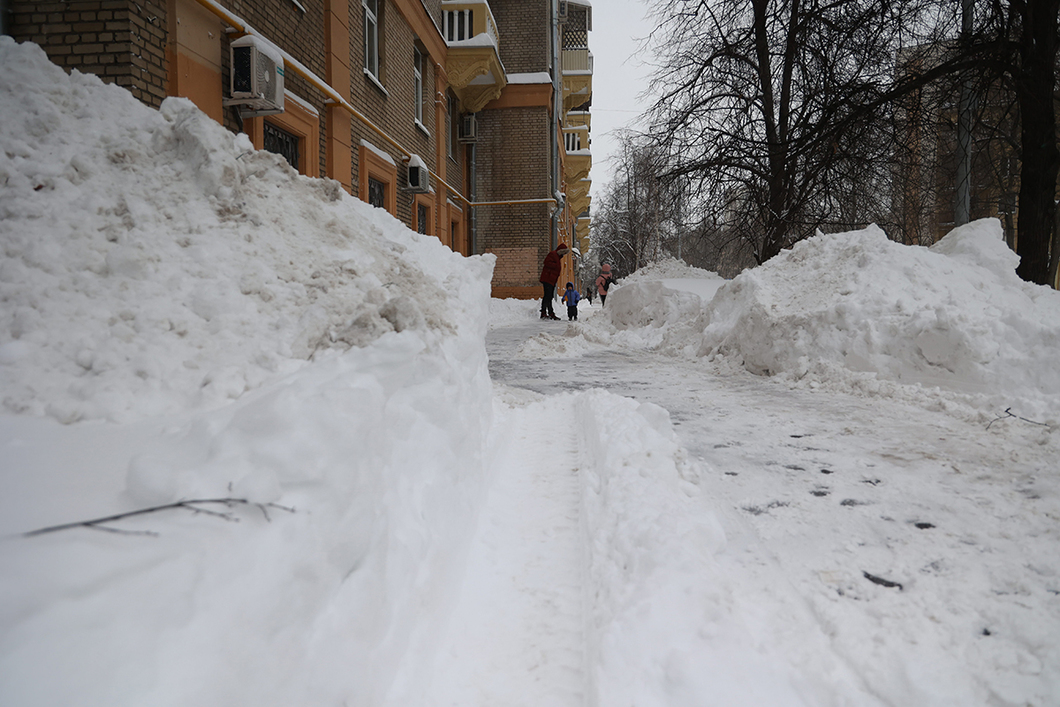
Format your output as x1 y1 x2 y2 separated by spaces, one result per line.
538 243 569 320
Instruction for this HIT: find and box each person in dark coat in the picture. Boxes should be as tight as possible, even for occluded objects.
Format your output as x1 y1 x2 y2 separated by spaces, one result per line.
538 243 569 320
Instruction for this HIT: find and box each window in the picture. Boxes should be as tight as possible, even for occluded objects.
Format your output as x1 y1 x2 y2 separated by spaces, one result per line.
263 121 300 170
417 203 429 234
358 142 397 215
244 99 319 178
363 0 379 78
368 176 386 209
413 48 425 127
447 93 458 160
417 204 428 233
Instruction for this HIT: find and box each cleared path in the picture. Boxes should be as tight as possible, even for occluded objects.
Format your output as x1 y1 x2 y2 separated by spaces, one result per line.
425 396 587 707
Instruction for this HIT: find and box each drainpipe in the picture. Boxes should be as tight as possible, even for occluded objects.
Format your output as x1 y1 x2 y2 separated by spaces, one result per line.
469 141 477 254
550 0 562 250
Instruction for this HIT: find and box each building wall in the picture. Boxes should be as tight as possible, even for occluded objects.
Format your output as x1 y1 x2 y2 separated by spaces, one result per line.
9 0 169 107
490 0 550 74
218 0 329 177
476 105 553 296
475 0 562 297
349 0 440 232
4 0 585 272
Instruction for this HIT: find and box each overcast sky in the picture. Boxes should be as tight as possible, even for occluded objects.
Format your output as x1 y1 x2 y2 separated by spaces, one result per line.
585 0 656 203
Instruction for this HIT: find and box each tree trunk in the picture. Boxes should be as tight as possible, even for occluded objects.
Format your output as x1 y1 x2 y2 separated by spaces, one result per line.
1014 0 1060 286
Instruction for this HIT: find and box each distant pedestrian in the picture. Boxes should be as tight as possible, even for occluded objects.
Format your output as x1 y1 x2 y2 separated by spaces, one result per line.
538 243 569 320
561 282 581 321
595 263 613 306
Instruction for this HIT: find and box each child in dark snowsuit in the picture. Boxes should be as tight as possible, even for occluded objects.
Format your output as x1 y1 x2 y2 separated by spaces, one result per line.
561 282 581 321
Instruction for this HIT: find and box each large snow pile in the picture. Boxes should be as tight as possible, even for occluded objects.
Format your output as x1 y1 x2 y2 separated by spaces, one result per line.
604 259 727 346
618 256 719 283
698 221 1060 416
0 38 495 706
0 37 465 424
593 222 1059 418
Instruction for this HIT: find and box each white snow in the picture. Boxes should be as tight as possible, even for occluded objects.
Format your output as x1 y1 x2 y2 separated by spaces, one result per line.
506 72 553 84
3 37 1060 707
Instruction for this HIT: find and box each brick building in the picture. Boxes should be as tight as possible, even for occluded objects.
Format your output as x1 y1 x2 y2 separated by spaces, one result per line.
2 0 593 297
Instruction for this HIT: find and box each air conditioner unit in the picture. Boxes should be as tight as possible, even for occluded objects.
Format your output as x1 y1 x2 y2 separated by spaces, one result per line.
459 113 477 142
225 35 285 116
407 154 430 193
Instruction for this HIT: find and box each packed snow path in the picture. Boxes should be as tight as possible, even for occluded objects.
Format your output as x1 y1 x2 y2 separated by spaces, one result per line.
426 398 587 707
476 315 1060 707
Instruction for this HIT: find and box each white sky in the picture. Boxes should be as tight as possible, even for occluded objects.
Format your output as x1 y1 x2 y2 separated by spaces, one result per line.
586 0 656 203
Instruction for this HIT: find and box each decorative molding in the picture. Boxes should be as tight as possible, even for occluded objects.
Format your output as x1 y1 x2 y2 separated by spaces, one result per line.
447 45 507 113
564 153 591 183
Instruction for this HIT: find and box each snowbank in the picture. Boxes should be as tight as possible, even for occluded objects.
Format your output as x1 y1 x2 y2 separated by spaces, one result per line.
0 37 470 424
698 221 1060 416
0 38 495 706
618 256 721 283
574 390 726 702
587 222 1060 419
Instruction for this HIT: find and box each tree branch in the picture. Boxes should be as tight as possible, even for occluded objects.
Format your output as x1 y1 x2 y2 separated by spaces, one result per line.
22 498 296 538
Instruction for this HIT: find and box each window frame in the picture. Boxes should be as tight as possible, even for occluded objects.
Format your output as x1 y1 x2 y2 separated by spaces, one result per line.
447 93 458 161
413 47 427 133
414 193 434 236
363 0 380 80
358 142 398 216
242 93 320 178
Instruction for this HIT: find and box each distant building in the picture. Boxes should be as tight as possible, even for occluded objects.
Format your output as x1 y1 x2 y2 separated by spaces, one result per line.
893 43 1025 248
5 0 593 297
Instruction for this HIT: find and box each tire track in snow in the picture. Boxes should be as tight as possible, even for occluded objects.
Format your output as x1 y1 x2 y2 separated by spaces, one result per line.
425 395 586 707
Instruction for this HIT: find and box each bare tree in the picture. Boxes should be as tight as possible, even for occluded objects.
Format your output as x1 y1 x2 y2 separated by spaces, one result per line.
646 0 945 264
645 0 1058 286
592 131 684 275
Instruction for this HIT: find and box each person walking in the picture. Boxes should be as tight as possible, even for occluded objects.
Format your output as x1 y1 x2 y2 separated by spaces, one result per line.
539 243 569 320
561 282 581 321
595 263 613 306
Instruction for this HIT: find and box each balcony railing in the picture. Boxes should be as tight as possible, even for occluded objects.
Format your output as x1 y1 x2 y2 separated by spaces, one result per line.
563 128 589 153
562 49 593 73
442 1 500 46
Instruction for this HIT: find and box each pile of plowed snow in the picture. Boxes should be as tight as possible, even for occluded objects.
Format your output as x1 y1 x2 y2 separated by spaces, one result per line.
599 221 1060 418
0 37 480 423
1 38 496 707
699 222 1060 410
618 257 720 283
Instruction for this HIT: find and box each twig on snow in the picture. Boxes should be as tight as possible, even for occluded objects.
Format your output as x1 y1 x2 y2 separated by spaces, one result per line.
22 498 295 538
986 407 1049 430
862 571 903 590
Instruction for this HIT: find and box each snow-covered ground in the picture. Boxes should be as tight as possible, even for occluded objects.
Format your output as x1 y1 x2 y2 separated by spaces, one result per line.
3 37 1060 706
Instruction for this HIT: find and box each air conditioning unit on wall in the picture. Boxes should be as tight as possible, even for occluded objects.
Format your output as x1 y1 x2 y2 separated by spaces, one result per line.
407 154 430 193
224 35 285 116
459 113 477 142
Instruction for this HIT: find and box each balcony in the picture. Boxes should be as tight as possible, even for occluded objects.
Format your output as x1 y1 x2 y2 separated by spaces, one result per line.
443 1 507 112
563 128 591 183
576 215 591 252
561 49 592 112
569 191 591 219
568 177 590 203
565 110 591 131
562 49 593 72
